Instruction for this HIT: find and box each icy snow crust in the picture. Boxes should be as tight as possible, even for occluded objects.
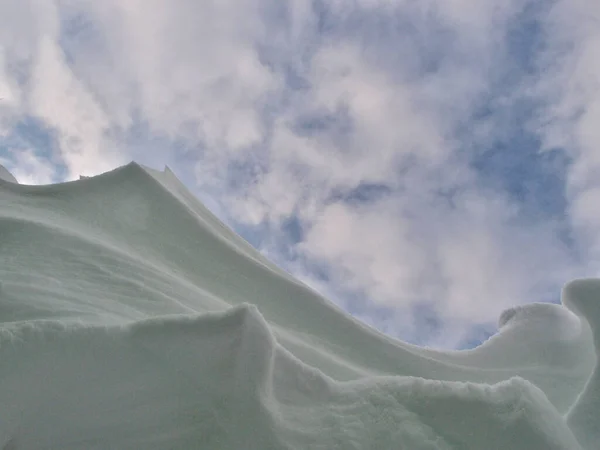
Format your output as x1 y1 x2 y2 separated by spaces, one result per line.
0 162 598 449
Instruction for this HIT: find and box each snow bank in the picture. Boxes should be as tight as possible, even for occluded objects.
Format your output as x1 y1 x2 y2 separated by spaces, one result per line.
0 162 597 449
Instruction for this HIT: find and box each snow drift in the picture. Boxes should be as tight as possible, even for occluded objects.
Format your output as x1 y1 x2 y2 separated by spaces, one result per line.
0 162 597 449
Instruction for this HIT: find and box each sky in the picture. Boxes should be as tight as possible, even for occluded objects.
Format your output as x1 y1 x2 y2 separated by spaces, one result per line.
1 0 599 349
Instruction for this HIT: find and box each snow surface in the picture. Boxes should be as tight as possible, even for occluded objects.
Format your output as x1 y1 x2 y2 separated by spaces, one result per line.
0 162 598 449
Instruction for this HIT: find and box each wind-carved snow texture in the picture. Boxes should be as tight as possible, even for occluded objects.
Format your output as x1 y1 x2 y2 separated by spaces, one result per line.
0 162 598 449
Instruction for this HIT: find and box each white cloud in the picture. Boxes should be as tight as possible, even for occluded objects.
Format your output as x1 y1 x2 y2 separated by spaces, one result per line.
0 48 21 112
80 0 278 151
531 0 600 265
0 149 56 185
1 0 280 180
299 186 575 325
30 35 124 177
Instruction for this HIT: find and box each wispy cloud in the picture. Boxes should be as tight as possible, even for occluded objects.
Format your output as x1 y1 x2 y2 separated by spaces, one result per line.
0 0 596 347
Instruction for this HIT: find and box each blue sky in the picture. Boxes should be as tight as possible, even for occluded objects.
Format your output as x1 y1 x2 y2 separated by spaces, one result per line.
1 0 599 348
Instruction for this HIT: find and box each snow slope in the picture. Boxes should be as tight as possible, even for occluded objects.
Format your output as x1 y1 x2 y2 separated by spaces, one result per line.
0 162 597 449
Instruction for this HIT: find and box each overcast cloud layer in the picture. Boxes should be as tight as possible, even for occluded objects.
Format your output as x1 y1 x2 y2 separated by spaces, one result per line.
1 0 598 348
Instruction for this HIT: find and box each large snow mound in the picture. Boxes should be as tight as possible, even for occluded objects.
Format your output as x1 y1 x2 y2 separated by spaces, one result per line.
0 162 597 449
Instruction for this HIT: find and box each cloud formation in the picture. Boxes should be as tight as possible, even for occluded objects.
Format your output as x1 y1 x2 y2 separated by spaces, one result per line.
1 0 596 347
